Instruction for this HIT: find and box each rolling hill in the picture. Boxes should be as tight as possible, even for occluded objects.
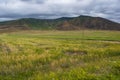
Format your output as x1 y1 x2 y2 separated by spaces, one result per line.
0 15 120 31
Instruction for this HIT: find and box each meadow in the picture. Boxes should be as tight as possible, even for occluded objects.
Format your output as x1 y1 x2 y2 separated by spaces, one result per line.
0 30 120 80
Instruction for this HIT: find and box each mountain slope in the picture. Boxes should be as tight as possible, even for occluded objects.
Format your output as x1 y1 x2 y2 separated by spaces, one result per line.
57 16 120 30
0 15 120 31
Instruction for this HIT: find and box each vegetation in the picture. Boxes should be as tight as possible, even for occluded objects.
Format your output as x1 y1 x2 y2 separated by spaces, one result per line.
0 15 120 30
0 30 120 80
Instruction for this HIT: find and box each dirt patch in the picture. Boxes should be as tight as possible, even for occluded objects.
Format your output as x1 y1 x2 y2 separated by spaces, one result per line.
65 50 87 55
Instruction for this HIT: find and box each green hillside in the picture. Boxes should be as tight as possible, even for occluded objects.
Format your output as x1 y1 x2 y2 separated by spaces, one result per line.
0 16 120 31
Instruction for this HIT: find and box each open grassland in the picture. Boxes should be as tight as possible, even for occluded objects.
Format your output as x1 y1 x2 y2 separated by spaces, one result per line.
0 30 120 80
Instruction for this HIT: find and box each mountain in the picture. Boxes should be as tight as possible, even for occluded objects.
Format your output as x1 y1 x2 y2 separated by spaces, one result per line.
57 16 120 30
0 15 120 31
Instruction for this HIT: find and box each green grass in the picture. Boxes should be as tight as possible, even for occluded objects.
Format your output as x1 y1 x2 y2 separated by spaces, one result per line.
0 30 120 80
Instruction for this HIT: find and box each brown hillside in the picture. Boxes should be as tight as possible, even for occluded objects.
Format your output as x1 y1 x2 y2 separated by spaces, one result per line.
57 16 120 30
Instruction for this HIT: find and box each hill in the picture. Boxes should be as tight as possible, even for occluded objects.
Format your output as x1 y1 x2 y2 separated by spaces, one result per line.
0 15 120 31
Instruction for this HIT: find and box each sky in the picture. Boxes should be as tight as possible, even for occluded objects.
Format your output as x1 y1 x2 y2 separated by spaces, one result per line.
0 0 120 23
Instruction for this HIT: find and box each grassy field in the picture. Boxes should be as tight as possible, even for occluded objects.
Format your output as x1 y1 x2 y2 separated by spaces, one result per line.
0 30 120 80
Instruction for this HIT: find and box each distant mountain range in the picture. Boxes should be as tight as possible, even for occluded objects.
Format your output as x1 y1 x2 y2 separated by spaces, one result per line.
0 15 120 31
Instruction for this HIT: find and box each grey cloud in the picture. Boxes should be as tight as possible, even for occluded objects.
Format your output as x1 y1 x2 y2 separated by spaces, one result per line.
0 0 120 23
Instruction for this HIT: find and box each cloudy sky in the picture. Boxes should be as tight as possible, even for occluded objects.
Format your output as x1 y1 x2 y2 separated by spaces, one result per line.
0 0 120 23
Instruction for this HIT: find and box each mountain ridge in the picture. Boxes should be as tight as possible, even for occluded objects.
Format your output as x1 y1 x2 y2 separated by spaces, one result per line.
0 15 120 31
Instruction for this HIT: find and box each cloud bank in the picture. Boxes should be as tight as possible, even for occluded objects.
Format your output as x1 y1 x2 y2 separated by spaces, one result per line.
0 0 120 22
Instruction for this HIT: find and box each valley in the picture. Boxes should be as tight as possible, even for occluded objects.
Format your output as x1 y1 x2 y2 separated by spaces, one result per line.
0 30 120 80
